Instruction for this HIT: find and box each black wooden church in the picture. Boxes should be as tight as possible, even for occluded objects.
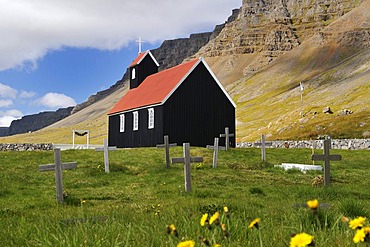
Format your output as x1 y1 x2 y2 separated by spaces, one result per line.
108 50 236 148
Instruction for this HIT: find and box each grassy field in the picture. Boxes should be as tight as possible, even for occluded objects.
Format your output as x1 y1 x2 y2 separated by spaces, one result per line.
0 147 369 246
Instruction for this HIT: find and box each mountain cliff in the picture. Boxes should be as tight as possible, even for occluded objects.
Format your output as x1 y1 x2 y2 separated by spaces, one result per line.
2 107 73 137
198 0 369 140
1 0 369 143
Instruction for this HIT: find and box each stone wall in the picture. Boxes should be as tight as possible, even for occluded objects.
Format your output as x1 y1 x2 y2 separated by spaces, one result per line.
237 139 370 150
0 143 53 151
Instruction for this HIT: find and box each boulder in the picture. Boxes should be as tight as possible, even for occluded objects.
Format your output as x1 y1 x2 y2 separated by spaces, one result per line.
323 106 333 114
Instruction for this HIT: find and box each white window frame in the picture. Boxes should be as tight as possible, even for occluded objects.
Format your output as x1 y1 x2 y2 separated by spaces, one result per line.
133 111 139 131
119 114 125 132
131 68 136 79
148 108 154 129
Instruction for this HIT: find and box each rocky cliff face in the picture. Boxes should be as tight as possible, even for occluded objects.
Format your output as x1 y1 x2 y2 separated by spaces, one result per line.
4 107 73 136
197 0 364 73
0 127 8 137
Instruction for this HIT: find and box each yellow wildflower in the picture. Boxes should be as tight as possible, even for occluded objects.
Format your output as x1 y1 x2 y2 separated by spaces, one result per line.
349 216 366 230
224 206 229 213
169 224 178 237
290 232 314 247
214 244 221 247
353 227 370 243
306 199 319 210
200 213 208 226
354 228 366 243
248 218 261 229
209 212 220 225
177 240 195 247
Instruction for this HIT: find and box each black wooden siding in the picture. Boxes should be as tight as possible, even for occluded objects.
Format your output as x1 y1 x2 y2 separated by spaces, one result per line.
163 62 235 147
129 55 158 89
109 60 235 148
108 106 163 148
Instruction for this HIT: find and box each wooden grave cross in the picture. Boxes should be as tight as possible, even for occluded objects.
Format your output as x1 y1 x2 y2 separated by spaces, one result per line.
312 138 342 186
95 138 117 173
156 135 177 168
254 134 272 161
39 148 77 203
206 137 226 168
219 127 234 151
172 143 203 192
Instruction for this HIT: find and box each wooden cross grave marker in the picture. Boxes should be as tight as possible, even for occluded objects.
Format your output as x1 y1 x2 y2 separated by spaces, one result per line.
253 134 272 161
219 127 234 151
39 148 77 203
312 138 342 186
172 143 203 192
206 137 226 168
95 138 117 173
156 135 177 168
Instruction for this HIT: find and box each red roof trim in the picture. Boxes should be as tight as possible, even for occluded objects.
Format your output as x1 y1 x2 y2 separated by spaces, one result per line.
129 50 159 67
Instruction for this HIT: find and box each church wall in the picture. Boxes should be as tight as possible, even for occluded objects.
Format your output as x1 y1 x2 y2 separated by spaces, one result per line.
108 106 164 148
163 62 235 147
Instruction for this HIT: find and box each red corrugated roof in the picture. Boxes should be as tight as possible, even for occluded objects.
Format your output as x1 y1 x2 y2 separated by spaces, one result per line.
129 51 147 67
108 58 200 115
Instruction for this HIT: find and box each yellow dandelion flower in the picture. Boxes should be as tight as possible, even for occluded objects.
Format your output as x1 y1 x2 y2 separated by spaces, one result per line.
177 240 195 247
214 244 221 247
354 227 370 243
290 232 314 247
353 228 366 243
224 206 229 213
200 213 208 226
169 224 178 237
349 216 366 230
170 224 176 231
248 218 261 229
209 212 220 225
306 199 319 210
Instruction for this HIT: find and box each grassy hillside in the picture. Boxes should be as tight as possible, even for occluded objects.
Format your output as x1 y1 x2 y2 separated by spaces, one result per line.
0 147 369 246
225 45 370 141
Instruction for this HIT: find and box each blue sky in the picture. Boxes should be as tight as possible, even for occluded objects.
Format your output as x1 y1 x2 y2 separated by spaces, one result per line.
0 0 241 127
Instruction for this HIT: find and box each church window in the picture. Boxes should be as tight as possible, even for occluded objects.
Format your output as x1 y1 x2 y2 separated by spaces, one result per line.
119 114 125 132
131 68 136 79
148 108 154 129
133 111 139 131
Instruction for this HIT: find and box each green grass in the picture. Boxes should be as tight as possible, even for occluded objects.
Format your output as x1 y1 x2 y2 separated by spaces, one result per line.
0 147 369 246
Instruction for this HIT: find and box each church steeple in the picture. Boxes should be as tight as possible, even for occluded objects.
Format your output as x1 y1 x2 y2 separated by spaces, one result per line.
129 50 159 90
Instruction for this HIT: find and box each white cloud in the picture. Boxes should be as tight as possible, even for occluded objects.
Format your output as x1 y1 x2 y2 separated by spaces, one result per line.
37 92 76 108
19 90 36 99
0 109 23 127
0 99 13 108
0 0 241 71
0 116 17 127
0 83 17 98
